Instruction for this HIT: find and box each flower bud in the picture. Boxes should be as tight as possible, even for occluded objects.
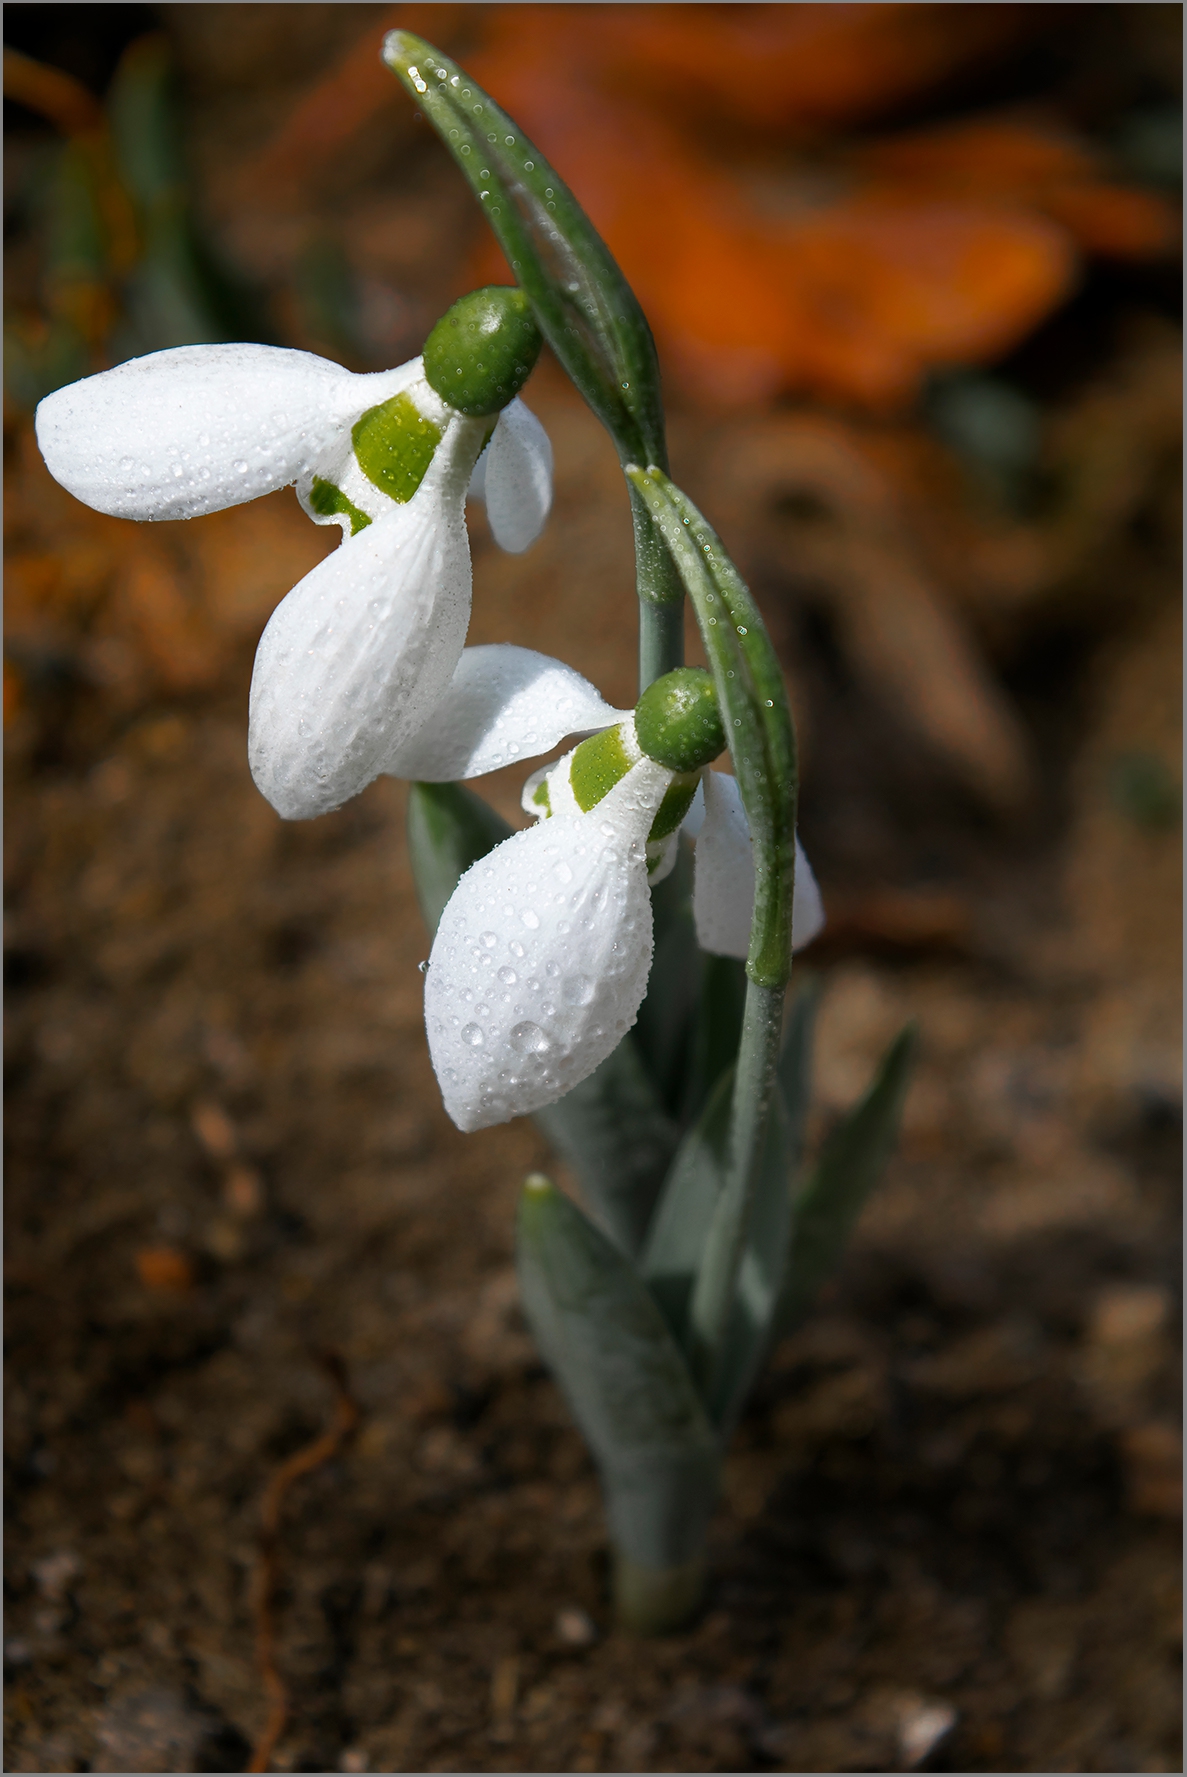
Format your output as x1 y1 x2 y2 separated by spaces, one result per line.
634 668 725 773
423 286 542 416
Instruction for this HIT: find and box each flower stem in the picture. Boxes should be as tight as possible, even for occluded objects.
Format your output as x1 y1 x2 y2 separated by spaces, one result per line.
687 979 784 1385
630 482 684 694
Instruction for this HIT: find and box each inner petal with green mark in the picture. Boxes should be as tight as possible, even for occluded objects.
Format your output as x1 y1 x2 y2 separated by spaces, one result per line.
308 476 372 534
647 772 698 842
569 723 638 812
352 391 442 503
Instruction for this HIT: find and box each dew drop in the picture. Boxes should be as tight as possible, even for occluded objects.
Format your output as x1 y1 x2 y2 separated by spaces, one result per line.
480 931 497 949
509 940 525 959
521 909 540 929
545 962 561 978
461 1023 484 1046
234 460 248 474
553 861 573 884
562 974 594 1007
541 1002 556 1016
497 966 517 985
510 1021 549 1054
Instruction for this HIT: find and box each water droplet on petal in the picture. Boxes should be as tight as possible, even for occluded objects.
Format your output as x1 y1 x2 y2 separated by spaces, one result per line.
497 966 517 985
461 1024 484 1046
553 861 573 884
510 1021 549 1054
521 909 540 930
480 931 497 949
509 941 525 959
562 974 594 1007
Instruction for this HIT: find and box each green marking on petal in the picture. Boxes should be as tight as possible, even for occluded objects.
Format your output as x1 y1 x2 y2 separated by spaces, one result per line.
352 391 442 503
570 724 635 812
308 475 372 534
531 778 551 814
647 772 698 843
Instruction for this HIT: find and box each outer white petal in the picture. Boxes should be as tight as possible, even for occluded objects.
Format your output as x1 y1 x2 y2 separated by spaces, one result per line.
34 344 420 523
479 399 553 553
384 644 627 781
425 759 670 1131
692 772 825 957
249 471 471 822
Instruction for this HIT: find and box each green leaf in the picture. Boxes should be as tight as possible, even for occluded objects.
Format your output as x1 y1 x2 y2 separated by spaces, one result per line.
708 1090 792 1431
632 845 701 1114
627 469 799 988
382 32 666 473
680 952 747 1126
778 971 822 1162
640 1067 732 1344
517 1176 720 1570
779 1023 918 1334
532 1037 679 1260
406 781 512 940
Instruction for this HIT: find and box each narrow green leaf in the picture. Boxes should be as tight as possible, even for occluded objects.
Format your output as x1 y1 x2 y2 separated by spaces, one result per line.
406 781 512 940
383 32 666 472
640 1067 732 1344
778 971 822 1163
626 468 798 987
680 952 747 1126
532 1036 679 1260
517 1176 720 1569
709 1090 793 1431
779 1023 918 1334
632 844 701 1114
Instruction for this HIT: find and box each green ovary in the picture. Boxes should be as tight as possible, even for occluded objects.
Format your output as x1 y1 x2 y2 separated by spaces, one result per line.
308 476 372 534
352 392 441 502
423 286 543 416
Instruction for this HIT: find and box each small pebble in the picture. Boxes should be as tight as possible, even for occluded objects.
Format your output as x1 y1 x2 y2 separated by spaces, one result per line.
555 1605 597 1646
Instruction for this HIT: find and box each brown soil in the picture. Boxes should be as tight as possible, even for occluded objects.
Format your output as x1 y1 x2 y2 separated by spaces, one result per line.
4 8 1181 1772
6 371 1182 1773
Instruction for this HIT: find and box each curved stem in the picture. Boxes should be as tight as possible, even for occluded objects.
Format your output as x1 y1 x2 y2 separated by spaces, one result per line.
629 481 684 694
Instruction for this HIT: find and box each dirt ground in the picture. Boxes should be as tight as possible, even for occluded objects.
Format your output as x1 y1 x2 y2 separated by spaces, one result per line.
4 7 1183 1774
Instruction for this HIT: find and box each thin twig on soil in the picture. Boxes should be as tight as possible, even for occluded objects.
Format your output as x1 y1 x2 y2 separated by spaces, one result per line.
248 1352 361 1774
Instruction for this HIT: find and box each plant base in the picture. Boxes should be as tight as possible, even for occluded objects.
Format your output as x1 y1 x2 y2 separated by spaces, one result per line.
612 1549 706 1635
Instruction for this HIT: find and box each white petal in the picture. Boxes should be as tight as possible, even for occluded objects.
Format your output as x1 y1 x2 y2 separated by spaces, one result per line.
35 344 421 523
479 399 553 553
425 759 670 1131
646 832 680 884
791 841 826 950
249 483 470 820
692 772 825 957
384 644 627 781
466 446 488 501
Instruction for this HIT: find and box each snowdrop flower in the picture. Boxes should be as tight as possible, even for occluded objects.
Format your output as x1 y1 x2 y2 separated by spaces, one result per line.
34 286 553 819
424 668 824 1132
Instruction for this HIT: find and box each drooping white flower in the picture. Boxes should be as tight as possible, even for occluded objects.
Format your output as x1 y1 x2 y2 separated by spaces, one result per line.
423 667 825 1131
425 748 671 1131
34 288 553 820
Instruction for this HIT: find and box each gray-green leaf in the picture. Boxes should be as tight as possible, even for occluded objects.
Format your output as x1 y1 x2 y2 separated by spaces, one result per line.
779 1023 917 1334
517 1176 720 1569
532 1037 679 1259
406 780 512 940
